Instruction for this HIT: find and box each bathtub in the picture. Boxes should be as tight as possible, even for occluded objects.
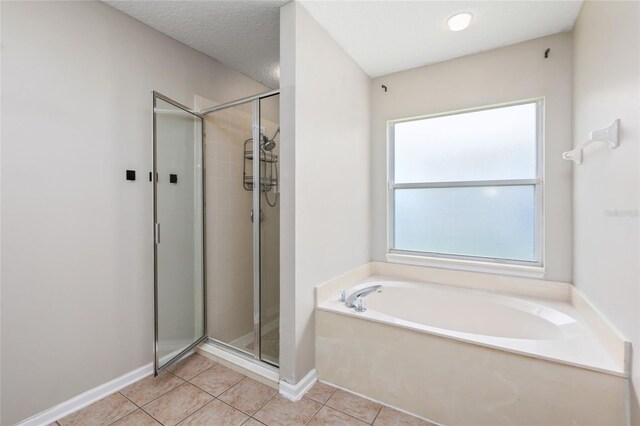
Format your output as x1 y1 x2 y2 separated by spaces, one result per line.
315 273 628 425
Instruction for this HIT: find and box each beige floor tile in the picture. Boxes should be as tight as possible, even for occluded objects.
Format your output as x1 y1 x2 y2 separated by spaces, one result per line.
168 353 217 380
190 363 245 396
120 371 184 406
308 406 369 426
142 383 213 426
59 393 136 426
179 399 249 425
219 378 277 415
242 419 265 426
305 382 337 404
373 406 435 426
111 409 161 425
326 389 381 423
253 395 321 426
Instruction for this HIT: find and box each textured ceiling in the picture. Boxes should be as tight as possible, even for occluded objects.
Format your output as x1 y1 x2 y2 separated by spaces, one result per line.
106 1 583 86
105 0 287 89
300 0 583 77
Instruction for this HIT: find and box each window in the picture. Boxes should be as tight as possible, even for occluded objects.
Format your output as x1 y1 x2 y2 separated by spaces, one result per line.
388 100 542 265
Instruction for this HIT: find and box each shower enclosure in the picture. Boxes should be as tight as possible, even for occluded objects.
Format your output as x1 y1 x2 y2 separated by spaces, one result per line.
152 90 280 375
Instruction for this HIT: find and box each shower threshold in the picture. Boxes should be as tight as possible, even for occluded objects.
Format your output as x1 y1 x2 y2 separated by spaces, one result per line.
198 338 280 388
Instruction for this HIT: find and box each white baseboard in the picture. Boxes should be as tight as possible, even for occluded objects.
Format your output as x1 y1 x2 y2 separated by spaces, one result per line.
17 363 153 426
279 368 317 401
17 348 197 426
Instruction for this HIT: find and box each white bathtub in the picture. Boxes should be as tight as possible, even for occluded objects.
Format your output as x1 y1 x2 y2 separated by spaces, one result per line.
316 273 628 425
368 280 575 339
328 278 620 373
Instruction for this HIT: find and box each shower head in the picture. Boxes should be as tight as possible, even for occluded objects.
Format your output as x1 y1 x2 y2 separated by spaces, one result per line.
261 127 279 151
261 136 276 151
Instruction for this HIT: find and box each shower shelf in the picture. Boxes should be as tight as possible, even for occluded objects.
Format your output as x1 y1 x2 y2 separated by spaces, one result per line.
243 175 278 191
244 151 279 164
243 138 279 192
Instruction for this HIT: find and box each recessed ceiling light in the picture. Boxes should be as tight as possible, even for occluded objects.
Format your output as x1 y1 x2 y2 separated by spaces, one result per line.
447 12 473 32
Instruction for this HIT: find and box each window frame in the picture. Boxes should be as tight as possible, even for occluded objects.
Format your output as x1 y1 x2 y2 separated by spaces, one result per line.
386 98 544 271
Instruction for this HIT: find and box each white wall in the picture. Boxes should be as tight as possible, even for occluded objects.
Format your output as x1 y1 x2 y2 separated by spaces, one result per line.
0 1 268 424
571 0 640 414
371 33 574 283
279 2 371 382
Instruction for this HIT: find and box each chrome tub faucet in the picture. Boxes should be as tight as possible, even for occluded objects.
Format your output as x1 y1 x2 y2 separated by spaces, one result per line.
341 284 383 312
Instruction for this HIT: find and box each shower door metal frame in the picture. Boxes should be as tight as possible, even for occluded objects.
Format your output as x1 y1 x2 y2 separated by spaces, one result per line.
200 89 279 366
152 91 208 376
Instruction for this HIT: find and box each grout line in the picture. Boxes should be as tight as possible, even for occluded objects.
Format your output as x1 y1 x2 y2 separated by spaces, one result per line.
135 378 188 410
216 396 251 415
189 382 217 399
139 405 166 426
326 404 374 425
131 355 217 412
108 360 397 426
303 383 332 425
187 361 219 383
219 376 247 400
117 391 141 408
370 405 383 425
170 397 215 426
303 400 324 426
189 373 246 399
323 386 338 403
168 362 218 382
105 406 137 426
166 370 181 379
323 391 378 425
321 381 431 424
247 384 279 421
103 404 138 426
218 376 277 419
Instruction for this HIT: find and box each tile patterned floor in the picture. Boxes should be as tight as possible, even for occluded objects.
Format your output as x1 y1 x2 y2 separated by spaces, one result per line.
55 353 434 426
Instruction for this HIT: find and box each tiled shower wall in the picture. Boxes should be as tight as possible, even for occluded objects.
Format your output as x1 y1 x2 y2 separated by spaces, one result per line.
205 107 254 343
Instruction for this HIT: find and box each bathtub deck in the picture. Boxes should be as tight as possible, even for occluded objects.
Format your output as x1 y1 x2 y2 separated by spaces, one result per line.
318 276 625 377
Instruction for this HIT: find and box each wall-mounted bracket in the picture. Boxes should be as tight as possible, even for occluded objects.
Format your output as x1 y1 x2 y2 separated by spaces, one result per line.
563 119 619 165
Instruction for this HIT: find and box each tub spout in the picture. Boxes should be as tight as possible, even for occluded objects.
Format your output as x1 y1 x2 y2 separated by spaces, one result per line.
345 284 383 308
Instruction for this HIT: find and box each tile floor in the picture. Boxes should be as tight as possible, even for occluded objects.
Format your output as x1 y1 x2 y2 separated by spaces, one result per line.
55 353 433 426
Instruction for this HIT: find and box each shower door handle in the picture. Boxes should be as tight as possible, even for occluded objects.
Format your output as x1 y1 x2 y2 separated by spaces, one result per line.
154 223 160 244
250 209 264 223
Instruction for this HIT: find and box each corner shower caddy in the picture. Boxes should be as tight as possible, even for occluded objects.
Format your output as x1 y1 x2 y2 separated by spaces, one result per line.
243 138 278 192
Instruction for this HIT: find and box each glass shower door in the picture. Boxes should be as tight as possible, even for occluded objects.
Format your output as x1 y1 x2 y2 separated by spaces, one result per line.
259 94 280 366
200 91 280 367
152 92 206 374
203 101 256 356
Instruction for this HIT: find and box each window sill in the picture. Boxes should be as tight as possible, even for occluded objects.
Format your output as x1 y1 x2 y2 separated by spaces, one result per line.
385 252 545 279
